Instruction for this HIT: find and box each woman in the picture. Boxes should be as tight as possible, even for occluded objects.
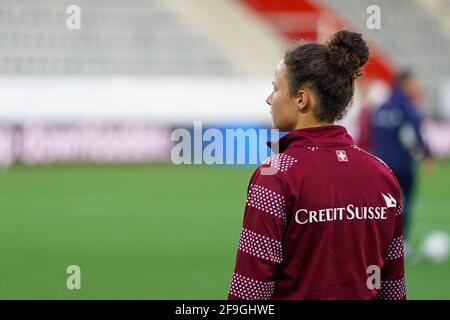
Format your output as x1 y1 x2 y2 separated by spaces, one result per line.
372 70 433 244
228 30 405 300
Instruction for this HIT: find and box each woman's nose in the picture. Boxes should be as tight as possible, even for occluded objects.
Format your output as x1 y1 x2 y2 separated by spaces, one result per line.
266 95 272 106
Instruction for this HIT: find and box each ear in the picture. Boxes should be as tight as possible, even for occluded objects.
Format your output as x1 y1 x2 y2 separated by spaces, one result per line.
295 89 309 112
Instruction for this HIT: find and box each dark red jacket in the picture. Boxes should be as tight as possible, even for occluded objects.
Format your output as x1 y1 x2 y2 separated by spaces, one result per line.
228 125 405 300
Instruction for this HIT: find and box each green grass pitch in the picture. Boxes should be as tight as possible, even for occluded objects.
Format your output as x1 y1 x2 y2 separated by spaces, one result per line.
0 161 449 299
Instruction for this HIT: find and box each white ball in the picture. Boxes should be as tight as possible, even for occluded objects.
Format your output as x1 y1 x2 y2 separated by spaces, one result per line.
421 231 450 263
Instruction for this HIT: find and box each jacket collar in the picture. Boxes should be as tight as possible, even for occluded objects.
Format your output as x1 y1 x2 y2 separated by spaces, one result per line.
268 125 355 153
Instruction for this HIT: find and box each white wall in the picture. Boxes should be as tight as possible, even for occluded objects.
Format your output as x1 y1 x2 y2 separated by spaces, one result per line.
0 77 273 124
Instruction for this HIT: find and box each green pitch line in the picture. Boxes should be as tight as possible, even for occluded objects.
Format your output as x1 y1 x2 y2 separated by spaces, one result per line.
0 161 449 299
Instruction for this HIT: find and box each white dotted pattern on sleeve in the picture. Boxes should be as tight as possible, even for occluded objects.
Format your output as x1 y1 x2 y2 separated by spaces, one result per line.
377 278 406 300
229 273 275 300
238 228 283 264
396 204 403 216
386 236 404 261
263 153 297 173
247 184 286 222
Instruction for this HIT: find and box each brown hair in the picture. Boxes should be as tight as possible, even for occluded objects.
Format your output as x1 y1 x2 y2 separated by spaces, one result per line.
284 30 369 122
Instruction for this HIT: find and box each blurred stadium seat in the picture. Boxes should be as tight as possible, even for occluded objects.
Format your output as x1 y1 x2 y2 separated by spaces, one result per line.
0 0 237 75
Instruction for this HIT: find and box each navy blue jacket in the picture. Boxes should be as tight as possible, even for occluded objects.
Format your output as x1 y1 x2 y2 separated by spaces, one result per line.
372 87 431 173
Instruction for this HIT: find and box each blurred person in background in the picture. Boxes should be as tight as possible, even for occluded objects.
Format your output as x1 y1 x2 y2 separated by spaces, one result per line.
356 79 392 153
372 70 434 255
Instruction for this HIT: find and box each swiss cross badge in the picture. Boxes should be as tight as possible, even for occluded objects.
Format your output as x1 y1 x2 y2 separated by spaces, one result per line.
335 150 348 162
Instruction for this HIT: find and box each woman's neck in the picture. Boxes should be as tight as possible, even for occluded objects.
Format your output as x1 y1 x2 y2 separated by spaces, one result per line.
294 114 332 130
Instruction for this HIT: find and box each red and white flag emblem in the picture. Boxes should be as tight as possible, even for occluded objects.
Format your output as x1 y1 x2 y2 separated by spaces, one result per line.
336 150 348 162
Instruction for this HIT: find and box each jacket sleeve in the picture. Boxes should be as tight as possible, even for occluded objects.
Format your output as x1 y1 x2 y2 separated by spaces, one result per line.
377 186 406 300
228 165 288 300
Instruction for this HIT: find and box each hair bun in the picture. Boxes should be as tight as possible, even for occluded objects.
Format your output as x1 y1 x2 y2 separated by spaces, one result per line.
326 30 369 78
